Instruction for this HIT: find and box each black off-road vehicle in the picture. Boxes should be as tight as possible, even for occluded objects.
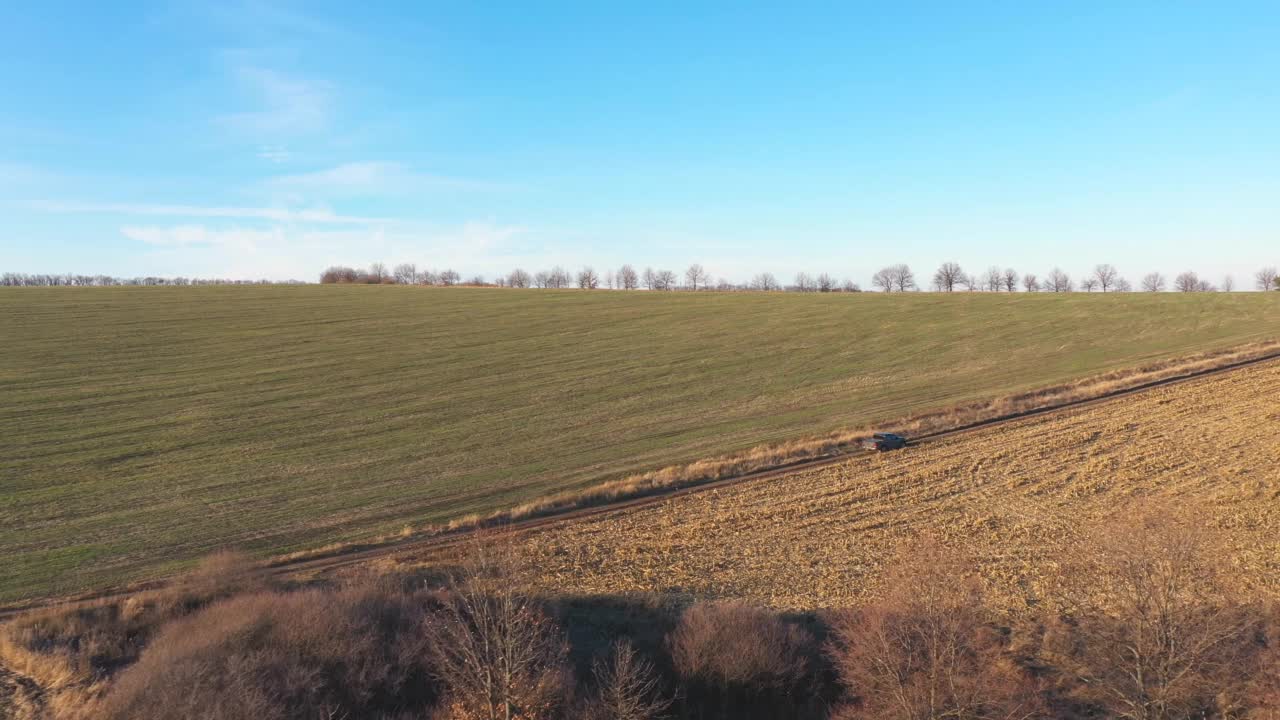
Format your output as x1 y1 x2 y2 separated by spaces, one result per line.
861 432 909 451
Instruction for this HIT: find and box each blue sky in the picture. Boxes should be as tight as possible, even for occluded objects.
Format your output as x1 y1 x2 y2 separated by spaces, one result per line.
2 1 1277 285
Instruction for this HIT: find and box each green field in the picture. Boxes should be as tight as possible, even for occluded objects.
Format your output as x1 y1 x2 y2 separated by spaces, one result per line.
2 286 1279 601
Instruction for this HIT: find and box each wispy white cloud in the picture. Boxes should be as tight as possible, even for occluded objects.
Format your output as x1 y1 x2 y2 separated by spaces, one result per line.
120 220 528 281
218 65 332 136
0 162 57 187
121 224 275 248
36 201 384 224
257 145 291 163
266 161 506 196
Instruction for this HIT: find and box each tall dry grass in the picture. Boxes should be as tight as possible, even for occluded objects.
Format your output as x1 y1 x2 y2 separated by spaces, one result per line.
0 552 263 718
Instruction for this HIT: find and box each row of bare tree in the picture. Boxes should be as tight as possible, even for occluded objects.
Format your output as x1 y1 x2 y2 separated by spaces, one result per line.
322 262 1280 293
0 272 297 287
903 263 1280 293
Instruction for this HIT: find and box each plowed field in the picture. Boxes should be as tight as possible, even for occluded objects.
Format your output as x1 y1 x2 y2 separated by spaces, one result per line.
508 361 1280 610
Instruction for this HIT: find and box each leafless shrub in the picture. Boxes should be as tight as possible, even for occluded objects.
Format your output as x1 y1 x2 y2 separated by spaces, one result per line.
166 550 264 606
668 601 813 697
95 586 435 720
427 544 573 720
826 541 1042 720
1043 506 1262 720
586 639 672 720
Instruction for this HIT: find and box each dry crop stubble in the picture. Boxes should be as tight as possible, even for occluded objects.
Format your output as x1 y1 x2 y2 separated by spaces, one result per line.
488 361 1280 610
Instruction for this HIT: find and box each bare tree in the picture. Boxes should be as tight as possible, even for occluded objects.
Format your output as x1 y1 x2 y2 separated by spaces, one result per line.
1197 278 1215 292
605 270 615 289
1080 277 1099 292
793 272 814 292
1022 274 1039 292
507 269 531 289
1141 272 1166 292
428 543 573 720
958 273 977 292
642 267 656 291
1221 275 1234 292
577 267 599 290
816 273 834 292
981 266 1001 292
892 264 916 292
828 540 1042 720
533 271 551 289
1174 271 1200 292
1001 268 1018 292
1255 267 1278 291
1047 507 1259 720
654 270 677 291
547 266 570 289
1047 268 1073 292
368 262 389 283
840 279 861 292
588 639 672 720
1115 277 1132 292
1094 264 1119 292
872 267 895 292
750 272 780 291
393 263 418 284
684 264 708 291
438 269 460 286
618 265 639 290
932 262 964 292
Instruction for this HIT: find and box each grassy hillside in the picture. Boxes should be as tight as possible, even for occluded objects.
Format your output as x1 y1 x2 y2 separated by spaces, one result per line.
2 286 1278 601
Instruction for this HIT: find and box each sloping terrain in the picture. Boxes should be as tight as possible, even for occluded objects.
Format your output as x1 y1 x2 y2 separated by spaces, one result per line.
508 360 1280 610
3 285 1278 600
